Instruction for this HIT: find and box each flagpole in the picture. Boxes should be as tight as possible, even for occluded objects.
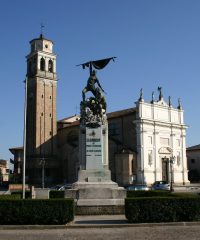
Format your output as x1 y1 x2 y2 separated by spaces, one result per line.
22 77 27 199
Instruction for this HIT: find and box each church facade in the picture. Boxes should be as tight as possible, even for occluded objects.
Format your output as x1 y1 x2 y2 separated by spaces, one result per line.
57 92 189 186
10 35 189 186
135 92 188 185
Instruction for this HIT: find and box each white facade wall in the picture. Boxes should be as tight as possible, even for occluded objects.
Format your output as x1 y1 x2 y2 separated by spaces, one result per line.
135 98 189 185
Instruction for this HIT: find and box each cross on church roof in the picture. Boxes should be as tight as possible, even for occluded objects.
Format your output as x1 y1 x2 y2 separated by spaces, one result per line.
40 23 45 35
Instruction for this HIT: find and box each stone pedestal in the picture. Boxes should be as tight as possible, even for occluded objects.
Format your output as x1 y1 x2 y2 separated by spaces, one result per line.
65 182 125 206
65 122 126 214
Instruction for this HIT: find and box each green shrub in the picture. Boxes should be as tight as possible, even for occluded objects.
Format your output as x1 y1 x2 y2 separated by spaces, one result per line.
0 194 21 200
0 199 74 225
11 191 31 199
49 190 65 199
125 197 200 223
126 190 172 198
126 190 200 198
171 192 200 198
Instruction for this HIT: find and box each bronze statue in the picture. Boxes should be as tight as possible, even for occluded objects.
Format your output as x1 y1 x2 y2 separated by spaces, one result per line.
82 70 105 102
78 57 115 125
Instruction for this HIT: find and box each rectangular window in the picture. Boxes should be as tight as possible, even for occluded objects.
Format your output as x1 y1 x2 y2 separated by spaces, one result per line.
176 139 180 147
108 123 120 136
160 137 169 146
177 151 181 166
148 136 152 145
148 150 153 166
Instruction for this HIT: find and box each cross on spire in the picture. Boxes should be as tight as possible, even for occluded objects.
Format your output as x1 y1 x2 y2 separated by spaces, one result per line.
40 23 45 35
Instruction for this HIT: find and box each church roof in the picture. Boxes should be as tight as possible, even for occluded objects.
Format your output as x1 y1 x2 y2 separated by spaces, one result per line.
9 146 23 154
29 34 53 44
187 144 200 151
107 107 136 119
57 107 136 131
57 115 80 123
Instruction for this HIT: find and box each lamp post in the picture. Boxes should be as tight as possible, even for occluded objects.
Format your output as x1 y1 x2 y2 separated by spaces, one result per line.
22 77 27 199
169 156 175 192
40 158 45 189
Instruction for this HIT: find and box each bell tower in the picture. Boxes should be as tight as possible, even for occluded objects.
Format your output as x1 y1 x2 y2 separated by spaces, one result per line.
26 34 60 185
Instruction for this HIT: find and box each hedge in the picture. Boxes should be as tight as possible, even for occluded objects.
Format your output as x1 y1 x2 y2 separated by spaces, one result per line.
126 190 172 198
0 194 21 200
125 197 200 223
0 199 74 224
49 190 65 199
11 191 32 199
126 190 200 198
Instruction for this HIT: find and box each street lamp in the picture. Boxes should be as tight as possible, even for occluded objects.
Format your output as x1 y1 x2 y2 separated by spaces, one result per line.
40 158 45 189
22 77 28 199
169 156 175 192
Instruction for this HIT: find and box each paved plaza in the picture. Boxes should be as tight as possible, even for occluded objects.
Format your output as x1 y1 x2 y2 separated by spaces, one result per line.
0 215 200 240
0 225 200 240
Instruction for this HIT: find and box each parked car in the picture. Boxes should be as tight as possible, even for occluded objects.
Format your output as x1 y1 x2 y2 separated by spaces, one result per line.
57 184 72 190
50 184 72 191
126 184 149 191
151 181 170 190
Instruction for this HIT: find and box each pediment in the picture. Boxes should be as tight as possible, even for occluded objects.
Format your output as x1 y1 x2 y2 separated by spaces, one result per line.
155 99 168 107
158 147 172 154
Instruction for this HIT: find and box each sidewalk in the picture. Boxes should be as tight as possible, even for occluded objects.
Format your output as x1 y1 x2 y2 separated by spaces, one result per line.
0 215 200 230
70 215 200 228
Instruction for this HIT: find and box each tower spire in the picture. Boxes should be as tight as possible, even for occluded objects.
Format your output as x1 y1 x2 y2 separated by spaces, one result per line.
40 23 45 38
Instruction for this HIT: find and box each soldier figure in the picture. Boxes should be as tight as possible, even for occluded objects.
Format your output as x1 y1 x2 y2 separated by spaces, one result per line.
82 70 105 101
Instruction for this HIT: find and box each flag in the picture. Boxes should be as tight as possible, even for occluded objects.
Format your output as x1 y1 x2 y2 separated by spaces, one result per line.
77 57 116 71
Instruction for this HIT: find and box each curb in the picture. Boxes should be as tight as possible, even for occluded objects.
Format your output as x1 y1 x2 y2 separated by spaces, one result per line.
0 221 200 230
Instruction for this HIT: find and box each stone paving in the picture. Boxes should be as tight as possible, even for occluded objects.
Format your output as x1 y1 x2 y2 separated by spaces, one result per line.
0 225 200 240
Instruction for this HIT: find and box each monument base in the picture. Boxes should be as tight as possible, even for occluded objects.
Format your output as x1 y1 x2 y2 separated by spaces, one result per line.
65 170 126 214
77 169 112 183
75 205 125 215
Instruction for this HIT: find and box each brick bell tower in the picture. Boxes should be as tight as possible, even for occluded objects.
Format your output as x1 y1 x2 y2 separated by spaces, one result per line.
25 34 60 185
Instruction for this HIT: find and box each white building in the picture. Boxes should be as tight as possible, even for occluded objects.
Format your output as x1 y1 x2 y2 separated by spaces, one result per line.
135 88 189 185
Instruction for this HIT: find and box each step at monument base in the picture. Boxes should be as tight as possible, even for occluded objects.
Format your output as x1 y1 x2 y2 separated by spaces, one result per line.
75 205 125 215
65 182 126 215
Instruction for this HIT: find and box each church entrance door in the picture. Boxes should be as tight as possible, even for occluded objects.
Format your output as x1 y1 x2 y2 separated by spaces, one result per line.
162 158 169 182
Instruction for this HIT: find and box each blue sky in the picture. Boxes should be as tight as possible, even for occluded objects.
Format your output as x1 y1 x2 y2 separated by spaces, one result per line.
0 0 200 160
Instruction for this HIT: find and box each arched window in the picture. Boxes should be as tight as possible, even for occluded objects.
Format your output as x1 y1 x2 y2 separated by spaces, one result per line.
48 60 53 72
40 58 45 71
